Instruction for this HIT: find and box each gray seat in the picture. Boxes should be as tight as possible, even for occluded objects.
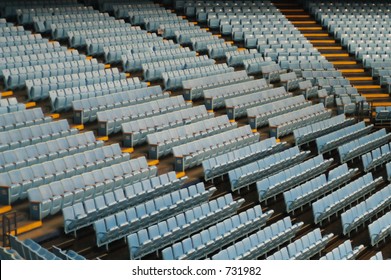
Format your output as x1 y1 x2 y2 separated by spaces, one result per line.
257 155 334 203
95 183 216 249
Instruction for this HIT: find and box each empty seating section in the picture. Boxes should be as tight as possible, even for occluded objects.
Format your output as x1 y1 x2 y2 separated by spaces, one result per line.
0 18 12 27
368 211 391 247
317 89 335 108
0 131 103 175
226 49 262 67
142 13 187 32
377 69 391 93
338 129 391 163
336 95 364 115
0 50 85 74
306 1 391 92
26 68 125 101
260 63 287 83
370 252 384 260
50 78 146 113
147 115 237 159
63 172 187 234
333 86 358 97
145 16 186 33
229 146 309 192
374 107 391 124
243 57 274 75
112 3 162 18
72 86 168 124
3 59 104 90
0 247 23 260
269 104 332 138
316 122 373 154
162 206 274 260
0 42 65 58
0 26 30 37
247 96 312 129
165 23 197 39
341 185 391 236
9 235 61 260
365 57 391 74
202 137 286 182
163 64 234 90
52 19 128 40
312 173 383 225
301 70 342 84
18 6 96 25
207 42 238 59
2 0 391 261
97 96 191 136
182 71 252 101
33 12 113 33
257 155 334 203
0 119 78 152
86 33 162 56
142 55 216 82
315 77 351 95
0 34 47 47
225 86 292 120
203 79 271 110
175 29 213 45
294 115 356 147
122 106 214 148
27 157 157 220
267 229 334 260
128 194 244 260
212 217 303 260
279 72 303 91
263 46 321 62
121 47 196 72
158 22 198 39
280 58 334 72
94 183 216 248
0 97 25 114
284 164 357 214
51 246 86 260
105 41 178 64
0 143 128 205
173 126 259 172
362 142 391 172
320 240 364 260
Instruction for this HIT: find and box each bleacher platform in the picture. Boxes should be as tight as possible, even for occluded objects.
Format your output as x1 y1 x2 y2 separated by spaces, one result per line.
0 0 390 261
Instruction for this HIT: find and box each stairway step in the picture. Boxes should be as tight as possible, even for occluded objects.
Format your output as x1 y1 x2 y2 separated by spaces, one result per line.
362 94 390 98
298 27 323 31
0 206 12 215
310 39 335 43
323 53 350 57
285 15 311 18
9 221 43 236
302 33 330 37
343 73 372 78
355 85 382 89
346 77 374 81
291 21 317 24
276 1 391 105
332 61 357 65
316 46 342 50
340 69 365 73
1 91 13 97
373 102 391 107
